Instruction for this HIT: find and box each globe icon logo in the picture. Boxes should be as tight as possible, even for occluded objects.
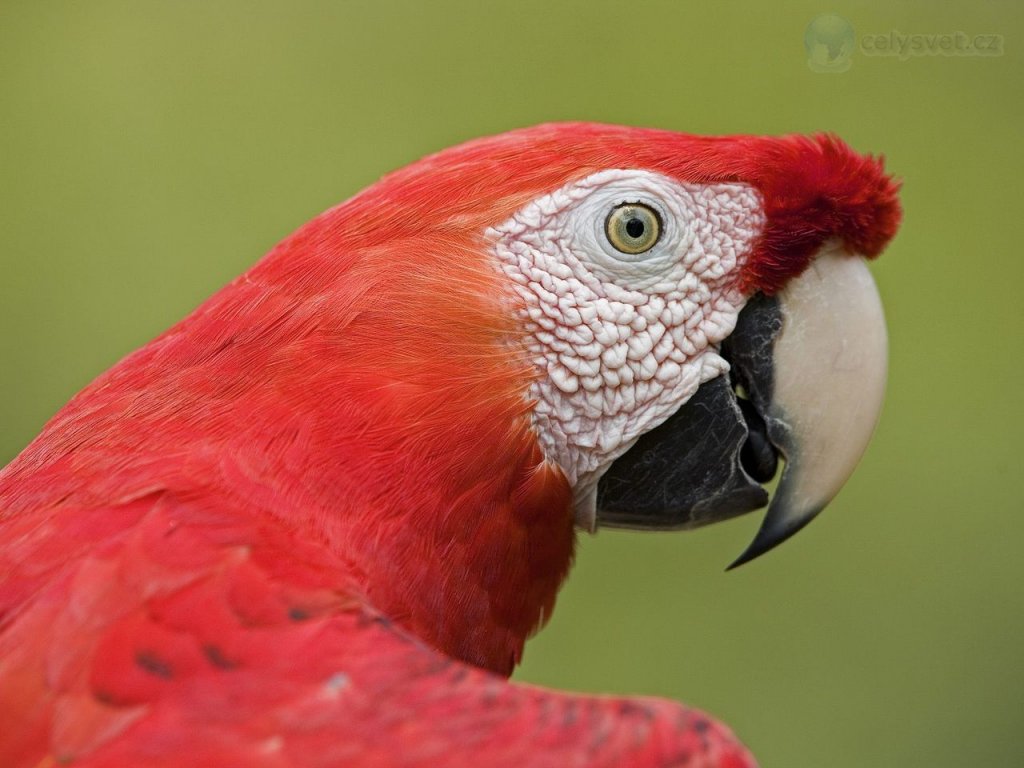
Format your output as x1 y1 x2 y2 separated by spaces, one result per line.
805 14 855 72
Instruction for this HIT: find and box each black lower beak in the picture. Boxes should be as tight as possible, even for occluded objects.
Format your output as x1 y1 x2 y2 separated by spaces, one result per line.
594 294 783 534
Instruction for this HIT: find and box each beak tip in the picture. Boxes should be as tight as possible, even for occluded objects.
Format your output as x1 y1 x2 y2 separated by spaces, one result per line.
725 503 823 570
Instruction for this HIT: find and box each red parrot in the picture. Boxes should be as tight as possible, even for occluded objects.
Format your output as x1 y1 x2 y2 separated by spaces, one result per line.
0 123 900 767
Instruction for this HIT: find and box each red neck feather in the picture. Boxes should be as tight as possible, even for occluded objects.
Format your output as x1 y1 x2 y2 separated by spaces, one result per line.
2 198 575 674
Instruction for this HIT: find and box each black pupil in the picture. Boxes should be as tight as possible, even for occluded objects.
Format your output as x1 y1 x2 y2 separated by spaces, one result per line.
625 217 645 239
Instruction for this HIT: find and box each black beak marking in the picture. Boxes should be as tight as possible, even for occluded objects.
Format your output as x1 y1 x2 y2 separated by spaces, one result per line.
595 293 784 540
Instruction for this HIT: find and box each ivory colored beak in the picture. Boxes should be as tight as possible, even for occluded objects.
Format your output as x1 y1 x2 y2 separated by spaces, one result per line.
727 246 888 568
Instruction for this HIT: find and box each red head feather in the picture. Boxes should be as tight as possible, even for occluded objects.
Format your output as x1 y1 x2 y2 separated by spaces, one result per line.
353 122 901 293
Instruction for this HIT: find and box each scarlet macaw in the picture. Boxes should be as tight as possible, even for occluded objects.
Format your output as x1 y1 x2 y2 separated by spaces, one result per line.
0 123 900 767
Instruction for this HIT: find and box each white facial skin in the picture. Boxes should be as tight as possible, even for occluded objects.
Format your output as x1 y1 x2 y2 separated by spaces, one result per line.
488 170 765 529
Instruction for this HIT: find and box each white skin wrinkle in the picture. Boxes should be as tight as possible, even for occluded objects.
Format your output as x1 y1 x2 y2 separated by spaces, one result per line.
487 169 766 530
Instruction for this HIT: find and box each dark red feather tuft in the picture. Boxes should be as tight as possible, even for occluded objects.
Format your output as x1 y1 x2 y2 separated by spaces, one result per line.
733 132 902 293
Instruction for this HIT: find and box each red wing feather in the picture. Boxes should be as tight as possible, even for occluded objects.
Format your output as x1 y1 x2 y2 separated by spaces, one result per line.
1 492 752 768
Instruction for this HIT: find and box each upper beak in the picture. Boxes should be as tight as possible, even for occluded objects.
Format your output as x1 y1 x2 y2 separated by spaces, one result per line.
595 245 888 567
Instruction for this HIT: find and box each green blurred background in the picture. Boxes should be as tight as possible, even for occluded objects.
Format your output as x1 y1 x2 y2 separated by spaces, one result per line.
1 2 1021 765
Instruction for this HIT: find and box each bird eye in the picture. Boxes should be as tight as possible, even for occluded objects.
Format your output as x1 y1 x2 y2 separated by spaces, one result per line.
604 203 662 255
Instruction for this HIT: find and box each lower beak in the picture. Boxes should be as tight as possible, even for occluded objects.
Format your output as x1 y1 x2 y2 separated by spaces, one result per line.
595 245 888 567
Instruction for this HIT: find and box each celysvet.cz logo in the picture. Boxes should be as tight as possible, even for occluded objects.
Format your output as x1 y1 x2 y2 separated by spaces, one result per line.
862 30 1004 59
805 14 1005 72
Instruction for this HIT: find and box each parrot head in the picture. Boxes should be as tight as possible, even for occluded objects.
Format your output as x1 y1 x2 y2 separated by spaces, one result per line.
392 122 900 566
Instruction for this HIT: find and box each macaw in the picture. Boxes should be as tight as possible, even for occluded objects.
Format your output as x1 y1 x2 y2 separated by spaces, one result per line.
0 123 900 767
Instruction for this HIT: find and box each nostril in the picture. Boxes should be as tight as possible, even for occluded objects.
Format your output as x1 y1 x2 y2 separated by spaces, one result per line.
737 397 778 483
